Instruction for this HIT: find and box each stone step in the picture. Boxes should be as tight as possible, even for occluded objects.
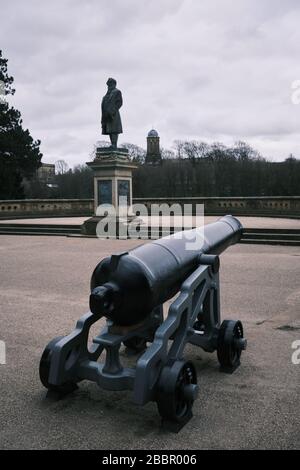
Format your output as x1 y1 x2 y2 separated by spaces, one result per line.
242 232 300 241
243 228 300 235
0 223 80 230
0 224 299 245
240 238 300 246
0 230 77 237
0 225 81 235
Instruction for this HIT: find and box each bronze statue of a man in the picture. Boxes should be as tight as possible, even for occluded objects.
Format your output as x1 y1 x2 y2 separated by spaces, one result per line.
101 77 123 149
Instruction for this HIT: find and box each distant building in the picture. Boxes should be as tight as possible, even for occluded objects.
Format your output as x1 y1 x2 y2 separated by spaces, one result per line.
36 163 55 184
145 129 162 165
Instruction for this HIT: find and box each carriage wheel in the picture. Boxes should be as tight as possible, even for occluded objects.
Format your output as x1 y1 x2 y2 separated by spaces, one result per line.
217 320 247 373
156 360 198 432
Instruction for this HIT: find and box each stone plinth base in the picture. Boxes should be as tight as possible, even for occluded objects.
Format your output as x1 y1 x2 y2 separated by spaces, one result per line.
96 147 129 157
81 215 136 237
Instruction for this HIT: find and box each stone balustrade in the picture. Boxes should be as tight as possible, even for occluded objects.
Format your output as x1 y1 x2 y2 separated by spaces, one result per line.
0 196 299 218
0 199 94 218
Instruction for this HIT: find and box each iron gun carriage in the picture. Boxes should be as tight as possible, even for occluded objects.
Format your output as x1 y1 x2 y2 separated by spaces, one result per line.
39 215 247 431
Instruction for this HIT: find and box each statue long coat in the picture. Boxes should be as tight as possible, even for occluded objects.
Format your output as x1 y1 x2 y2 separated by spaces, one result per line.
101 88 123 135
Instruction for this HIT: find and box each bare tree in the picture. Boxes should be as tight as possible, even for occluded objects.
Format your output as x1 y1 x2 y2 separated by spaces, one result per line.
173 140 185 159
55 160 69 174
120 143 146 163
161 148 175 159
29 139 300 199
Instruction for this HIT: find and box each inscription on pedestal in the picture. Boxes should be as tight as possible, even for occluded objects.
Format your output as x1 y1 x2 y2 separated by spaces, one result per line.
97 180 112 205
118 179 130 206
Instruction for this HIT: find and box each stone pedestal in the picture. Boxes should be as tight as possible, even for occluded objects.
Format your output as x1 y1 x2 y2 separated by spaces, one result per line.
81 148 138 236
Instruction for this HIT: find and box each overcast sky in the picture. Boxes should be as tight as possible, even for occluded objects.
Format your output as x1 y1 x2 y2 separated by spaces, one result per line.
1 0 300 166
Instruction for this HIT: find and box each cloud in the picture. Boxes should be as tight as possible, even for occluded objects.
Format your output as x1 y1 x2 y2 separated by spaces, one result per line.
1 0 300 165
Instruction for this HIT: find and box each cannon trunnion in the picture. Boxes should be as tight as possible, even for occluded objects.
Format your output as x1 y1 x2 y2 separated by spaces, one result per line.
39 215 247 432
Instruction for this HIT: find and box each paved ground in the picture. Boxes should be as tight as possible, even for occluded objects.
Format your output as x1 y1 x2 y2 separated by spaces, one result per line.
0 235 299 450
1 215 300 229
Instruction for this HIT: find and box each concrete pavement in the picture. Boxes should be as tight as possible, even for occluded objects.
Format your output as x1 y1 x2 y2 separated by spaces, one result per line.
0 235 299 449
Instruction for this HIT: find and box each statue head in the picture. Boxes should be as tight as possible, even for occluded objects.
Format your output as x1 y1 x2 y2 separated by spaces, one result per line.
106 77 117 89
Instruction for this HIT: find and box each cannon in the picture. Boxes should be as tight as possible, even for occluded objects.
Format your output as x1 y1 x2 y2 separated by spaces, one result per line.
39 215 247 431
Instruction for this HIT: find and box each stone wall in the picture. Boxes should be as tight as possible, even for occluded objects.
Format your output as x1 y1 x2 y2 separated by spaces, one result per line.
132 196 300 217
0 196 299 218
0 199 93 218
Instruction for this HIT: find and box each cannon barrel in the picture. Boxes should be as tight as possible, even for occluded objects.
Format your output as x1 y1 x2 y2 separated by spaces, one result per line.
90 215 243 326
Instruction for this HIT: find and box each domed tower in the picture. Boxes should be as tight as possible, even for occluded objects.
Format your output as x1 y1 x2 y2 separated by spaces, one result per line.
145 129 162 165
